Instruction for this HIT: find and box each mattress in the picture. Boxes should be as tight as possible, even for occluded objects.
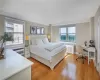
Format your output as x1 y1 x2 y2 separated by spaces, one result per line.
30 43 66 61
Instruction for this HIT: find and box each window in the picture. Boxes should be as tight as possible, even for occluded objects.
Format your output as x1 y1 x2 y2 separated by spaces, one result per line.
5 17 24 45
59 27 76 42
60 28 67 41
68 27 76 42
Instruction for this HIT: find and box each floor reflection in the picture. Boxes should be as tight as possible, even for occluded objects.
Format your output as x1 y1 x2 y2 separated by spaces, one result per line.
62 63 76 80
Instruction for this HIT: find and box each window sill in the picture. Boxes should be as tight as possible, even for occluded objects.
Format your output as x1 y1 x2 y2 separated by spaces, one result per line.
5 44 24 49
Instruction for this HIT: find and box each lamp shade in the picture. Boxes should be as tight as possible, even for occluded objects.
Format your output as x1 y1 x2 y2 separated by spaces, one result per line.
25 35 29 40
47 34 51 39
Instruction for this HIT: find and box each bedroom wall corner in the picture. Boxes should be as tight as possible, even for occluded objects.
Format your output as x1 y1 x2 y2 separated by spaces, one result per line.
47 24 60 42
51 26 60 42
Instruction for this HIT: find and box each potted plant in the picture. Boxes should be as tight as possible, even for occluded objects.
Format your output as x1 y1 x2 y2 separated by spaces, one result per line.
0 32 13 59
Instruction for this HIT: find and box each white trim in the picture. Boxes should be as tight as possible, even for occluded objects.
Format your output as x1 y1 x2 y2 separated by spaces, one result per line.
5 44 24 49
97 16 100 74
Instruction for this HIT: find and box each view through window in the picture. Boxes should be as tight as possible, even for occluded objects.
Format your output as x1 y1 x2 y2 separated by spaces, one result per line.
60 27 76 42
5 18 24 45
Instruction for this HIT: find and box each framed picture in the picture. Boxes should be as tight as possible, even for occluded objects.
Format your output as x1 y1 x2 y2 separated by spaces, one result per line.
36 28 41 34
30 26 45 35
30 26 36 34
36 27 45 35
41 27 45 34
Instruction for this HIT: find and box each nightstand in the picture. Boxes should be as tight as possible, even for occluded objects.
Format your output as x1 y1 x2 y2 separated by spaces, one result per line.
24 46 30 58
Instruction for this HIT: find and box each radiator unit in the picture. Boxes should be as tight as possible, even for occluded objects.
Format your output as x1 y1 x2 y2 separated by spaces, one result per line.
66 45 75 54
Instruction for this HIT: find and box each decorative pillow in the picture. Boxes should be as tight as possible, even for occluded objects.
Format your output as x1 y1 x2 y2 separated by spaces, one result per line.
31 39 36 45
42 38 49 44
36 39 44 45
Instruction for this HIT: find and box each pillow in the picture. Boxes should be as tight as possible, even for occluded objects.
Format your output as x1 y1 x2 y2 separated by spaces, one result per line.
36 39 44 45
42 38 49 44
31 39 36 45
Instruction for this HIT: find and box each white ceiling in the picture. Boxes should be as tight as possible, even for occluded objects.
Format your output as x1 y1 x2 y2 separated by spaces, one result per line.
0 0 100 25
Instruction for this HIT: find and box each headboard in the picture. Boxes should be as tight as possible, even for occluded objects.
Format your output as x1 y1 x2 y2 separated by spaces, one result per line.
29 35 47 45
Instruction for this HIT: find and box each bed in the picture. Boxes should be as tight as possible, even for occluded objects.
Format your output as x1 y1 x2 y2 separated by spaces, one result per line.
29 35 67 70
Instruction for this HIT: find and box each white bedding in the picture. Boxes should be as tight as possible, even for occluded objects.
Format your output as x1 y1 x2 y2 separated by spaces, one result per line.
30 43 66 61
45 43 64 52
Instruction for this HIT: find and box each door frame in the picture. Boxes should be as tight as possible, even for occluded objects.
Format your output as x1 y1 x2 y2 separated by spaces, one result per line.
97 16 100 74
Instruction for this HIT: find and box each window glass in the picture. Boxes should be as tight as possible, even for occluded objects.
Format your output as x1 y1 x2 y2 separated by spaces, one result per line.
60 34 66 41
59 27 76 42
68 27 76 33
68 34 76 42
5 19 24 45
60 28 66 33
14 24 23 32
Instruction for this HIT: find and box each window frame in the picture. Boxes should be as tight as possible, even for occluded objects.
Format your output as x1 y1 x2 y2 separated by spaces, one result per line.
59 26 76 42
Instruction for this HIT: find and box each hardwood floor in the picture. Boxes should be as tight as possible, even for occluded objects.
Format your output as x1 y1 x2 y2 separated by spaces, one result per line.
29 54 100 80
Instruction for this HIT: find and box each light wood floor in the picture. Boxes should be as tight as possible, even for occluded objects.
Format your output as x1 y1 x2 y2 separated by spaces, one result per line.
29 54 100 80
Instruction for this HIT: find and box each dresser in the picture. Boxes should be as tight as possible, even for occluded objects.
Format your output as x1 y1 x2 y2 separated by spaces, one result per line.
0 49 33 80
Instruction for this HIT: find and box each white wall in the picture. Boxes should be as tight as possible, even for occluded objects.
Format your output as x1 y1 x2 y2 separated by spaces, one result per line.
50 22 91 45
0 15 48 49
94 6 100 50
51 26 59 42
0 14 48 36
76 22 90 45
94 6 100 73
89 17 94 40
25 21 48 35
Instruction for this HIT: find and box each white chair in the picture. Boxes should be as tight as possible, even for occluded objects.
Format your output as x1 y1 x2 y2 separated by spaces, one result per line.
76 45 86 64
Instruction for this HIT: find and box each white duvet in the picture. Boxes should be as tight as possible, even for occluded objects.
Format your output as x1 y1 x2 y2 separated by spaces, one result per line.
30 43 66 61
45 43 64 52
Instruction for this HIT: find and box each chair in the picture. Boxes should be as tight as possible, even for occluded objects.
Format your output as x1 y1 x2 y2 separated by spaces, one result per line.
76 45 86 64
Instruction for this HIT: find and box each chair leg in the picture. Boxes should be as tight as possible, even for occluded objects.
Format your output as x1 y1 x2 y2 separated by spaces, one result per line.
76 57 81 60
81 58 84 64
76 56 86 64
88 59 90 65
82 56 86 60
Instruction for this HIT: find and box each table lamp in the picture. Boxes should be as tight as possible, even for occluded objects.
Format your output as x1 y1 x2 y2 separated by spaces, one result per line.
47 34 51 42
25 35 29 47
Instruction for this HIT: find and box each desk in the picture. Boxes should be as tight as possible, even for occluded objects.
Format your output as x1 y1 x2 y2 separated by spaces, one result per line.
88 47 96 66
81 45 96 66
